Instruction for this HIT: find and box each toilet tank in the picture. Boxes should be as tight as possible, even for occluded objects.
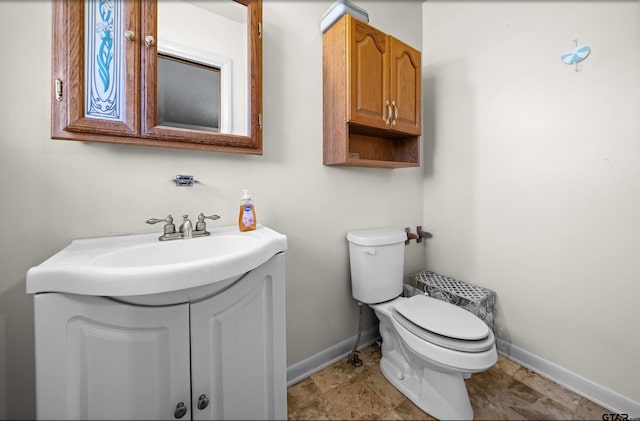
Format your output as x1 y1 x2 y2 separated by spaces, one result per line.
347 228 407 304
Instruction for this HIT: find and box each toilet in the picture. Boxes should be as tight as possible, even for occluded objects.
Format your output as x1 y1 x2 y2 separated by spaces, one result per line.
347 228 497 420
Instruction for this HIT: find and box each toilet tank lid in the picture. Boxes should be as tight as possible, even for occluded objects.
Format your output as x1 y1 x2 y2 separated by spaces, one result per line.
347 228 407 246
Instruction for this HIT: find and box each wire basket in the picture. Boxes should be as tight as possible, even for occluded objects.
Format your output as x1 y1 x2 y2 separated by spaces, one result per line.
409 271 496 330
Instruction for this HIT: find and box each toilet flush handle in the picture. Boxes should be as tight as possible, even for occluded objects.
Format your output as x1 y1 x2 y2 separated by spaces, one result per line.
363 249 376 255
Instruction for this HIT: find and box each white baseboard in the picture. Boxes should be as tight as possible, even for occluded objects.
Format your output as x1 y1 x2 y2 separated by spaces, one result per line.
286 327 379 387
497 338 640 417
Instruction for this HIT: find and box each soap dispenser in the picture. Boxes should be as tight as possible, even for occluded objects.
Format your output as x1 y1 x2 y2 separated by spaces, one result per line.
238 189 257 232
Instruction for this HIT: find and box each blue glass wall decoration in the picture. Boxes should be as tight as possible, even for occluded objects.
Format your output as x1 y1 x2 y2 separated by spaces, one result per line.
85 0 125 121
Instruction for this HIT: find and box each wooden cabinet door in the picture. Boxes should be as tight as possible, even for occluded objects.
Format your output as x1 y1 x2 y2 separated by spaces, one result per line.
34 294 191 420
389 37 421 135
52 0 140 139
189 254 287 420
139 0 262 151
348 18 389 130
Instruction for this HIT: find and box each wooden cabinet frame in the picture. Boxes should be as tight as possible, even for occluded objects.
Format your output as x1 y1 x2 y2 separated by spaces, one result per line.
51 0 263 154
323 14 421 168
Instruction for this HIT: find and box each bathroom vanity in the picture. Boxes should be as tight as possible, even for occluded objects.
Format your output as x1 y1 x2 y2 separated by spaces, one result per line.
27 226 287 420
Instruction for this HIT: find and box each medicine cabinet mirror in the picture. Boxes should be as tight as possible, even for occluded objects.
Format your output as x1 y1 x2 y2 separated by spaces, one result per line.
52 0 263 154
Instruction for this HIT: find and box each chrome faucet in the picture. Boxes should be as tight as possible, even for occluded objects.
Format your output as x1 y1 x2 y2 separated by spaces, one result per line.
146 213 220 241
180 215 193 239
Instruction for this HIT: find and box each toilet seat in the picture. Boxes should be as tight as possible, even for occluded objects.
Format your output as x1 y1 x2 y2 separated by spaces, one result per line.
392 295 494 353
392 309 495 352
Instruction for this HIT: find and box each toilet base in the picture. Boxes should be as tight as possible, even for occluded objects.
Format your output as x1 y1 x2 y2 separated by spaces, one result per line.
369 296 497 420
373 299 486 420
378 347 474 420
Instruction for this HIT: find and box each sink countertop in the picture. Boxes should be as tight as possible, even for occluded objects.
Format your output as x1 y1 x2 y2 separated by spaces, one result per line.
26 225 287 297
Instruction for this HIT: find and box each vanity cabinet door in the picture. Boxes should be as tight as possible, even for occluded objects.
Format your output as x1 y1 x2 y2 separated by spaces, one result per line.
52 0 140 139
189 254 287 420
34 294 191 420
348 18 389 130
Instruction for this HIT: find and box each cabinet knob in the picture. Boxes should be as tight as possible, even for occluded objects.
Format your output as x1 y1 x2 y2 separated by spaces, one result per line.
174 402 187 419
124 30 135 42
197 394 210 410
145 35 155 47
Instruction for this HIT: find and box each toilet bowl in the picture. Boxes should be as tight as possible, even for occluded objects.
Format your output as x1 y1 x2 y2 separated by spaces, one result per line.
372 295 496 420
347 228 497 420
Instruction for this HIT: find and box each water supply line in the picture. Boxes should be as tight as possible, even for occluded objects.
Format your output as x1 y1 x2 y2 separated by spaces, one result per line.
348 302 364 366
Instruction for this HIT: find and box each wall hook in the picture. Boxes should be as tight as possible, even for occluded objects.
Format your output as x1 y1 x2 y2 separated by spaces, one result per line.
561 38 591 72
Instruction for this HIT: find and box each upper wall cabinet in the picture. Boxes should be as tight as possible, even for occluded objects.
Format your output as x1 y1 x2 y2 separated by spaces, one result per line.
52 0 263 154
323 14 421 168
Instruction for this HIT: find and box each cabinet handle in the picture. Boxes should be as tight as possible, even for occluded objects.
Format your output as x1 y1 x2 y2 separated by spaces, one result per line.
197 394 210 410
391 101 398 126
124 30 135 42
55 78 63 102
174 402 187 419
385 100 392 126
145 35 155 47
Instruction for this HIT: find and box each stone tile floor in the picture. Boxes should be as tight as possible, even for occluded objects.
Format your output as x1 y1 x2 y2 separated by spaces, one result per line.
287 344 609 420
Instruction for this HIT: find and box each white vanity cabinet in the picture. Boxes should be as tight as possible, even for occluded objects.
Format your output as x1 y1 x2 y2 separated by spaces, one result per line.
33 253 286 420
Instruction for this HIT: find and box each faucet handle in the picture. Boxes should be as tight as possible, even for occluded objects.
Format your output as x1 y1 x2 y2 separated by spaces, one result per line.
146 215 173 225
199 213 220 222
195 213 220 232
146 215 176 234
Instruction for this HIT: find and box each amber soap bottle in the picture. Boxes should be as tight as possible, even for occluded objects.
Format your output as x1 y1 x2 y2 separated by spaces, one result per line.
238 189 256 232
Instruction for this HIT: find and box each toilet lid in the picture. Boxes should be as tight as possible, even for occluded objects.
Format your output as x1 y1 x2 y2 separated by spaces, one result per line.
392 310 495 352
394 295 490 341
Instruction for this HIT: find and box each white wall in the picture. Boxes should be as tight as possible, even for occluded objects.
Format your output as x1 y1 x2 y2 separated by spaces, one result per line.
423 0 640 407
0 1 424 418
263 0 424 370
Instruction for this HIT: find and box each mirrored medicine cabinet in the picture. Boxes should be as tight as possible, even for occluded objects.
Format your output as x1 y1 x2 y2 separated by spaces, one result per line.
52 0 263 154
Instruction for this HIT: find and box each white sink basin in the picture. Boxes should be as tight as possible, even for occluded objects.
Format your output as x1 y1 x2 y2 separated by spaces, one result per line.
92 234 258 267
26 225 287 298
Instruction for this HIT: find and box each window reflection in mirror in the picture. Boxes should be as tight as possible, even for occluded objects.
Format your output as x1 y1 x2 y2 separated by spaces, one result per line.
157 0 248 136
158 55 221 132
